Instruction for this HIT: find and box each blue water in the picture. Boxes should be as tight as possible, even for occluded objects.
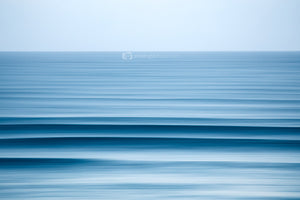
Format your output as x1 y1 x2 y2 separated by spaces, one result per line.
0 52 300 199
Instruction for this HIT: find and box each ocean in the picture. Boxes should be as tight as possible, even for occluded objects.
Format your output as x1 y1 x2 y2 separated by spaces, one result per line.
0 52 300 199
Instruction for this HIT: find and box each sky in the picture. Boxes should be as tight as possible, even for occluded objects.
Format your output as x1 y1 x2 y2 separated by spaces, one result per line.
0 0 300 51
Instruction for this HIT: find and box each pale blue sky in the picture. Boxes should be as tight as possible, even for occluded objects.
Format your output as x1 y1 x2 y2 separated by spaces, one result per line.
0 0 300 51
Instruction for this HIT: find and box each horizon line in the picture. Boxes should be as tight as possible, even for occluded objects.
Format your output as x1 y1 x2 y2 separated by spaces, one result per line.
0 50 300 53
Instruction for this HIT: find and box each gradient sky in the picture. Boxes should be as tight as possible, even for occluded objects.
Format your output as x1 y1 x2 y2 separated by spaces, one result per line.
0 0 300 51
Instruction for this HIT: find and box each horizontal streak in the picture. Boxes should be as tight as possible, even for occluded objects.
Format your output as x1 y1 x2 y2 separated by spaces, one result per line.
0 137 300 151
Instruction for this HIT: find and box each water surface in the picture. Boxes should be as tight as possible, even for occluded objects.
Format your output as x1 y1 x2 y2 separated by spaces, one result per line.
0 52 300 199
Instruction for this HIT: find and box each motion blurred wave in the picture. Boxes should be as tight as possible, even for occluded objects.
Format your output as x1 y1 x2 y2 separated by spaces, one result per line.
0 52 300 200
